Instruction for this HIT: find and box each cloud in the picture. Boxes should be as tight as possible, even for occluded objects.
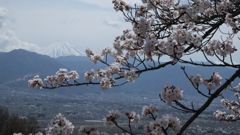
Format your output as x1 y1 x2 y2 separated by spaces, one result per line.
0 6 42 53
102 11 129 28
124 0 142 5
76 0 142 8
0 30 41 53
103 19 121 27
76 0 113 8
0 7 9 29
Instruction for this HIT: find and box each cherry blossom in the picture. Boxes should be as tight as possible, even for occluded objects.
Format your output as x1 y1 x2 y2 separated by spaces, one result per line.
124 70 138 82
28 75 44 89
100 77 112 90
213 110 226 121
90 54 103 64
133 17 151 37
204 39 237 57
103 110 121 126
45 113 74 135
125 111 141 123
68 70 79 80
188 72 223 90
141 105 158 117
225 13 240 33
85 48 94 57
211 72 222 86
189 74 204 87
161 85 184 105
41 69 79 88
144 115 181 135
95 69 109 80
84 70 95 82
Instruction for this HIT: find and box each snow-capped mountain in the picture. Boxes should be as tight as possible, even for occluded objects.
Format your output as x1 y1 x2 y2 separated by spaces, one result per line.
43 41 85 58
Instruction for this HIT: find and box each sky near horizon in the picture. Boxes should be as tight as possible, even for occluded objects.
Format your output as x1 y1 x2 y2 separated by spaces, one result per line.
0 0 140 53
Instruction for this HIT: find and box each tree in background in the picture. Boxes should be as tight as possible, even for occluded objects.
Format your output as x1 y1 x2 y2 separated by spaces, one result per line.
27 0 240 134
0 107 39 135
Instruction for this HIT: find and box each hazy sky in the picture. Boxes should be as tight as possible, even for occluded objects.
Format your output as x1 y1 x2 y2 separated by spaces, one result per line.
0 0 139 53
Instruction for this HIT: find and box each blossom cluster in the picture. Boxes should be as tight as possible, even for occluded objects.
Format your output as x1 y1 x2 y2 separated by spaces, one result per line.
113 25 193 61
225 13 240 33
189 72 222 90
29 63 134 90
221 98 240 115
45 113 74 135
143 37 158 59
213 110 227 121
95 63 121 81
84 69 95 82
85 47 140 88
204 39 237 57
109 0 240 63
143 105 182 134
100 77 112 89
115 26 199 61
144 115 181 135
232 83 240 91
213 94 240 122
85 48 103 64
28 75 44 89
83 58 138 89
78 126 108 135
189 74 204 86
43 68 79 87
141 105 158 117
213 110 238 122
125 111 141 123
103 110 121 126
172 26 202 47
178 0 211 22
116 29 143 49
157 39 184 61
124 70 138 82
112 0 130 11
13 114 74 135
113 29 143 57
161 85 184 105
133 17 151 37
28 68 79 88
141 0 176 11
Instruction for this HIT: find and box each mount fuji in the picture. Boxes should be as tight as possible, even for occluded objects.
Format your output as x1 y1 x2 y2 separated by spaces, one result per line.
42 41 85 58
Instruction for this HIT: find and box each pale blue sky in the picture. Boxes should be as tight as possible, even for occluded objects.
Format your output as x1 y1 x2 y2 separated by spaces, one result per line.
0 0 135 52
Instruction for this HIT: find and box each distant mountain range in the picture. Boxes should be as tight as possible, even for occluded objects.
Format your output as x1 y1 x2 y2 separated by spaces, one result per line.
0 49 238 98
0 49 66 87
0 41 86 58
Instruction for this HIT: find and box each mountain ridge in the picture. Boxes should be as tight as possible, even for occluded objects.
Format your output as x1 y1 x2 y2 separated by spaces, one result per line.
0 49 238 98
0 49 67 86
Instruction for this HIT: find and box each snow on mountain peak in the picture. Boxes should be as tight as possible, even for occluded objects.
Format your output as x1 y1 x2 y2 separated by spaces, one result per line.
43 41 85 58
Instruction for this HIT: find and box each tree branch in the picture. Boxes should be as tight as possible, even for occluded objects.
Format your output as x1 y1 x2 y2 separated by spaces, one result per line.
178 68 240 134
